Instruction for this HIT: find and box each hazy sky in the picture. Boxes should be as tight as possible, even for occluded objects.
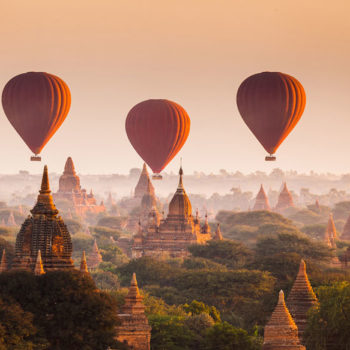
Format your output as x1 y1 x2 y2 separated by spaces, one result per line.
0 0 349 175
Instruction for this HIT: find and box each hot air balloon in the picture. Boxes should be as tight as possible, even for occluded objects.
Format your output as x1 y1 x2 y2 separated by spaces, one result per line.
2 72 71 161
236 72 306 161
125 99 190 179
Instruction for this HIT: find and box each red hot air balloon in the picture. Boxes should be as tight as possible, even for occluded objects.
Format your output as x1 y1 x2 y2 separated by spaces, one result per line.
236 72 306 161
2 72 71 161
125 99 190 179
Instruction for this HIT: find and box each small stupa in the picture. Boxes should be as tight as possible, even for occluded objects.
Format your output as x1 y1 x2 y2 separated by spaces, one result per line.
214 223 223 240
80 251 89 273
263 290 305 350
87 239 102 270
286 260 318 341
116 273 151 350
253 185 270 211
34 250 45 275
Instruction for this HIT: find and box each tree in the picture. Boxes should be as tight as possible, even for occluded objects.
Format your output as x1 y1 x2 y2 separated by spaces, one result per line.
305 282 350 350
0 270 125 350
182 300 221 322
204 322 262 350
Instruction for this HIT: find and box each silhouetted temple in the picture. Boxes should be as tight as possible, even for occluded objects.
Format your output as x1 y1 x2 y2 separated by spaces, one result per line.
53 157 105 217
275 182 294 212
132 168 212 258
12 166 74 272
253 185 270 211
263 290 305 350
287 260 318 341
116 273 151 350
134 163 155 198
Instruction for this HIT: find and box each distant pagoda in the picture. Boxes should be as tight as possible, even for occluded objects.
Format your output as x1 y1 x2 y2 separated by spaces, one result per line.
263 290 305 350
342 213 350 241
7 211 16 226
275 182 294 212
214 223 223 240
87 239 102 270
325 214 337 248
134 163 155 199
253 185 270 211
286 260 318 341
116 273 151 350
132 168 212 258
12 166 74 272
53 157 105 217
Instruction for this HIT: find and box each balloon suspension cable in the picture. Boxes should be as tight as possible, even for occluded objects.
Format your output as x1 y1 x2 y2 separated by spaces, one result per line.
265 154 276 161
30 154 41 162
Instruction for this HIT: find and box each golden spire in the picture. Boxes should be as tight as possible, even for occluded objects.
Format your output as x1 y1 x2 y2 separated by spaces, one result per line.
80 251 89 273
127 272 141 298
31 166 58 215
34 250 45 275
178 166 184 189
0 249 8 273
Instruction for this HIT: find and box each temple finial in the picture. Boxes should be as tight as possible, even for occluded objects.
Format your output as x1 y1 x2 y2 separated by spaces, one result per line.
40 165 50 194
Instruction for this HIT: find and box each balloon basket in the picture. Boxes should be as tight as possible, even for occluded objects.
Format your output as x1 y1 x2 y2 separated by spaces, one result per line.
265 155 276 161
152 174 162 180
30 156 41 161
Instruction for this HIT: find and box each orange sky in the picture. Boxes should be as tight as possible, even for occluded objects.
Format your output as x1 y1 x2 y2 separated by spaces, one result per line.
0 0 350 174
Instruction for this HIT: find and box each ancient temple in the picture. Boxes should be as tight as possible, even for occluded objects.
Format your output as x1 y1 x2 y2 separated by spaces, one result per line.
87 239 102 270
263 290 305 350
287 260 318 341
253 185 270 211
116 273 151 350
214 223 223 240
132 168 212 258
53 157 105 217
134 164 155 199
12 166 74 272
342 213 350 241
275 182 294 212
7 211 17 226
325 214 337 248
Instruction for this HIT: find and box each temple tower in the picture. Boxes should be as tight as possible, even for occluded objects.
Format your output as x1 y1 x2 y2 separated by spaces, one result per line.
253 185 270 211
263 290 305 350
134 164 155 199
58 157 81 193
287 260 318 341
116 273 151 350
12 166 74 272
214 223 223 240
326 214 337 248
275 183 294 212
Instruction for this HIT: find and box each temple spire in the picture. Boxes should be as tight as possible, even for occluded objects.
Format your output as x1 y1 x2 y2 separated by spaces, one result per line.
0 249 8 273
64 157 76 175
214 223 223 240
178 166 184 189
80 251 89 273
263 290 305 349
41 165 50 193
326 213 337 246
34 250 45 275
253 184 270 211
287 260 318 342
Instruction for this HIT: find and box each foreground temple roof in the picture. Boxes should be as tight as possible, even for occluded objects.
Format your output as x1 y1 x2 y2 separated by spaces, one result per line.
12 166 74 272
263 290 305 350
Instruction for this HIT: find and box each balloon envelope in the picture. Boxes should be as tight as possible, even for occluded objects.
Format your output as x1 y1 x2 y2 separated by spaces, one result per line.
125 99 190 173
2 72 71 155
236 72 306 155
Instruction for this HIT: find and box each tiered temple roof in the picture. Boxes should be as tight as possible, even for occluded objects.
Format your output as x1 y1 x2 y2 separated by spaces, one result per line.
253 185 270 211
275 183 294 212
287 260 318 341
12 166 74 272
132 168 212 258
116 273 151 350
53 157 105 217
263 290 305 350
